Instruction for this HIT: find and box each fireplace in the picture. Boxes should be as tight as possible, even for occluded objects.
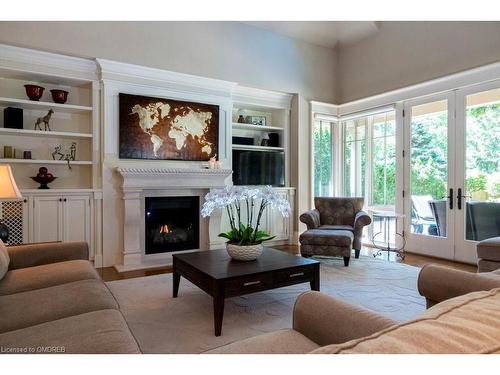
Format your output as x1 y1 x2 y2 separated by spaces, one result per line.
145 196 200 254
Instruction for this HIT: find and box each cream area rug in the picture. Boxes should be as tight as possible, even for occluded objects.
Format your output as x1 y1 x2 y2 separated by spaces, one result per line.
106 256 425 353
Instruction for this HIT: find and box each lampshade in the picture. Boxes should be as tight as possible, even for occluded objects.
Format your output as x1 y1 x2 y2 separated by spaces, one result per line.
0 165 22 200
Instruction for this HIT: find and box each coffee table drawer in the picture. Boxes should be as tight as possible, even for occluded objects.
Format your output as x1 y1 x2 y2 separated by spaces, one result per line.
224 274 273 296
273 267 312 284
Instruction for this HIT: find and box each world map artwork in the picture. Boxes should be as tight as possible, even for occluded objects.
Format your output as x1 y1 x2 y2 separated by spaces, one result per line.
119 93 219 161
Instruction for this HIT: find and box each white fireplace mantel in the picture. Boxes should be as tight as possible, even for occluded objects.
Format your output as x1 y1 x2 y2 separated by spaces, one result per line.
117 167 233 191
115 166 232 272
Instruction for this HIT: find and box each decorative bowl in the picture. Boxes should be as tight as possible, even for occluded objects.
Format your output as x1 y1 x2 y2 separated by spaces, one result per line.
226 243 263 261
50 89 69 104
24 85 45 101
31 175 57 189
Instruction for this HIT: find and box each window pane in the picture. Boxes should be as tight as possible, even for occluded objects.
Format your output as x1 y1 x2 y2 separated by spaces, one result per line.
313 120 333 197
410 100 448 237
465 88 500 241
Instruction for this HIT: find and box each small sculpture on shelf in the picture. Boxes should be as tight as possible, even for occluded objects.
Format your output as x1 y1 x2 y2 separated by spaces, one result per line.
31 167 57 189
34 109 54 131
51 142 77 170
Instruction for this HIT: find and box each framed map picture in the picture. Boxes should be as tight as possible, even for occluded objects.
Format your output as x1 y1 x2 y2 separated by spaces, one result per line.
119 93 219 161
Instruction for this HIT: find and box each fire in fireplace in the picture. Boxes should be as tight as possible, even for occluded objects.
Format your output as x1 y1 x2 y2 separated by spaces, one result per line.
145 196 200 254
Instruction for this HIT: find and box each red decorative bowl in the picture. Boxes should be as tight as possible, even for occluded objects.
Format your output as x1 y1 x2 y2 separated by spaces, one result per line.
24 85 45 101
31 175 57 189
50 89 69 104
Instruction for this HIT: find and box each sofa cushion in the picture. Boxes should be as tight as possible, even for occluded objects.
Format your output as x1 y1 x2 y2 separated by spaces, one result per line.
0 240 9 280
299 229 353 247
0 279 118 333
311 288 500 354
477 237 500 261
0 309 141 354
0 259 100 296
205 329 320 354
478 259 500 273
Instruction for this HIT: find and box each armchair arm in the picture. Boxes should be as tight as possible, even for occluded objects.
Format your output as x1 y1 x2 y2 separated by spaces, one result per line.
7 241 89 270
418 264 500 308
354 210 372 230
300 209 321 229
292 291 397 346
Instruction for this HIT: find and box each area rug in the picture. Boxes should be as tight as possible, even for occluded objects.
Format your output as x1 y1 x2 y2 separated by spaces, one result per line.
106 256 425 353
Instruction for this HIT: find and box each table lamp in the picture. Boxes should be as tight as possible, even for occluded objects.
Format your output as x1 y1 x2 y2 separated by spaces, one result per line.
0 165 22 243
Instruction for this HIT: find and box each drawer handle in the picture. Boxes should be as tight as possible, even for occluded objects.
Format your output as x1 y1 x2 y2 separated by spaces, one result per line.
243 281 261 286
289 272 305 278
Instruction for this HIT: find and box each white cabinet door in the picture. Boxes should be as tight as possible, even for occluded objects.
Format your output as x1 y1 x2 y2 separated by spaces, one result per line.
62 195 90 244
32 196 62 243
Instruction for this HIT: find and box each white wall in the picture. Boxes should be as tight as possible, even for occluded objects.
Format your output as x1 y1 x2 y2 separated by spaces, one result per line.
336 21 500 103
0 21 337 265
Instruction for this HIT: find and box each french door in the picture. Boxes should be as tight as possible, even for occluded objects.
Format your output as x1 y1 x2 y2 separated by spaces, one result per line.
403 83 500 263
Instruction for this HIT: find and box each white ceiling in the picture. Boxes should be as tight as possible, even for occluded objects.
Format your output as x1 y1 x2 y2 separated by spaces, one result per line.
243 21 380 49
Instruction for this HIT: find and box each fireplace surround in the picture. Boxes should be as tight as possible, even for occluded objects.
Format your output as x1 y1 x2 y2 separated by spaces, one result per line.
116 167 232 271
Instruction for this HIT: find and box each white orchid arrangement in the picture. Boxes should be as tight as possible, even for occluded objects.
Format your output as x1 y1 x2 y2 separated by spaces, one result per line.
202 186 291 245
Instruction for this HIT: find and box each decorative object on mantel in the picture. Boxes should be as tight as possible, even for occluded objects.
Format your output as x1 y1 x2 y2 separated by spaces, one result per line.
0 164 22 243
207 155 222 169
31 167 56 189
237 115 245 123
51 142 76 169
201 186 291 261
50 89 69 104
34 109 54 131
3 107 23 129
24 84 45 101
119 93 219 161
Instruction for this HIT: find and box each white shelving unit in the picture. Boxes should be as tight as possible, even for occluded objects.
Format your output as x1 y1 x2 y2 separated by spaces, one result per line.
0 97 93 113
0 128 92 139
232 144 285 152
0 44 103 265
231 122 284 132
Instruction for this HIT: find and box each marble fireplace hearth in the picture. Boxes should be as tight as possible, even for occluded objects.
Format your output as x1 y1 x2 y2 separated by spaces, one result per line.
115 167 232 272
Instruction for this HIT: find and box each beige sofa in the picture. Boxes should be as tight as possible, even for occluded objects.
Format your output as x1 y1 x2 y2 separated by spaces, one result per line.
0 240 140 354
208 264 500 354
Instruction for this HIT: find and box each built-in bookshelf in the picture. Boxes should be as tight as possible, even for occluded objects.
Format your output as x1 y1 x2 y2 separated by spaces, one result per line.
0 45 99 190
231 85 292 186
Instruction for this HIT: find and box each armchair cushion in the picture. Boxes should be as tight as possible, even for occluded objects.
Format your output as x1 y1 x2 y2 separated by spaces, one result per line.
318 225 353 231
477 236 500 261
314 197 364 226
299 209 320 229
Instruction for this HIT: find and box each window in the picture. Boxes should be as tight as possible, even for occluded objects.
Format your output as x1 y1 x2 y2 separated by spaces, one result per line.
341 109 396 207
313 120 334 197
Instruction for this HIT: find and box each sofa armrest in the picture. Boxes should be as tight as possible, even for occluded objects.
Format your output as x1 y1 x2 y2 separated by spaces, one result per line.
418 264 500 308
292 291 397 346
7 241 89 270
299 209 321 229
354 210 372 230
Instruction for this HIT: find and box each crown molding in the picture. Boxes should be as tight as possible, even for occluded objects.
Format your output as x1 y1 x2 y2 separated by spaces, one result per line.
97 59 237 98
0 44 97 82
233 85 293 110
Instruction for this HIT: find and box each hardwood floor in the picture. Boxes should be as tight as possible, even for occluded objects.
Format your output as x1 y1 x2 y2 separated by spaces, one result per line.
98 244 476 282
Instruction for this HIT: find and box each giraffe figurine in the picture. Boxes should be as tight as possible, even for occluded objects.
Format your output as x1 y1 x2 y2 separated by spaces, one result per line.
34 109 54 131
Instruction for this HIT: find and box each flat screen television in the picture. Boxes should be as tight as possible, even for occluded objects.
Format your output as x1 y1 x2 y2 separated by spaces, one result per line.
232 149 285 187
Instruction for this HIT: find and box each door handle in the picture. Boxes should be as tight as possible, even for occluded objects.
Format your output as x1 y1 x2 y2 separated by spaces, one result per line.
446 188 453 210
457 188 472 210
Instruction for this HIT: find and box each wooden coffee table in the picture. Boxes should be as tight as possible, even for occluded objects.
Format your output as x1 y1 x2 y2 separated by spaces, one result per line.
172 247 320 336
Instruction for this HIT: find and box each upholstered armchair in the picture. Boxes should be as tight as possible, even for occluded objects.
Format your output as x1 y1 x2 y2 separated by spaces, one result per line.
300 197 372 258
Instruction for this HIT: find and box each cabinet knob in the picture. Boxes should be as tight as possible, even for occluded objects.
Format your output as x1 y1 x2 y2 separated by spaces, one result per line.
23 199 27 203
63 198 67 202
59 198 62 202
